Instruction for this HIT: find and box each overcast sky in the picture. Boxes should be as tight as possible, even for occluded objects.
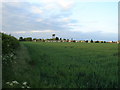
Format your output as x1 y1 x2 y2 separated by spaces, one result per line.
1 0 118 41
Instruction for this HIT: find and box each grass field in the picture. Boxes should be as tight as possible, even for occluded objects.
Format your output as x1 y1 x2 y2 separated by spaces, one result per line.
3 42 118 88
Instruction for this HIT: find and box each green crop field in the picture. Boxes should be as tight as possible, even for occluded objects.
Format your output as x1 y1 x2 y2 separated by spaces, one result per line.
3 42 118 88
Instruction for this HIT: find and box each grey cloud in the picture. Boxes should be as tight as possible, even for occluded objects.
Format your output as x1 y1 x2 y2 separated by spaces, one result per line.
2 2 77 33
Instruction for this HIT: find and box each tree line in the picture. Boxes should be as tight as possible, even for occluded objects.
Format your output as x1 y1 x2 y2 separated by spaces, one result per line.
19 36 108 43
19 37 69 41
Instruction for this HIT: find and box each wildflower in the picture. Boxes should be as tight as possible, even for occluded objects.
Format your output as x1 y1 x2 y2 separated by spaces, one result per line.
9 83 13 86
12 81 19 84
21 86 25 88
10 54 14 57
27 86 30 88
23 82 27 85
6 82 10 84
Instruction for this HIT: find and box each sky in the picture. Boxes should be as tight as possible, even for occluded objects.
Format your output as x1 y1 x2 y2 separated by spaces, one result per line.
1 0 119 41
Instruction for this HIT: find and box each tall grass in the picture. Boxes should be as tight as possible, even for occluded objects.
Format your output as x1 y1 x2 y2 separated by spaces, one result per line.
3 42 118 88
19 42 118 88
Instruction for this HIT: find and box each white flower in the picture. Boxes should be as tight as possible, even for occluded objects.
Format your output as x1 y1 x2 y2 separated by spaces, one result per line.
27 86 30 88
12 81 19 84
23 82 27 85
9 83 13 86
21 86 25 88
6 82 10 84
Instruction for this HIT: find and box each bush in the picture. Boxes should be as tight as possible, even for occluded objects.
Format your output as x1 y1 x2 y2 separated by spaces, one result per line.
2 33 20 87
2 33 19 56
95 41 99 43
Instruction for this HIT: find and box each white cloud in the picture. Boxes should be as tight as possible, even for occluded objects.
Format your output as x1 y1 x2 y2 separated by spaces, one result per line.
2 0 119 3
38 0 55 3
44 4 55 10
57 0 74 10
31 6 43 14
36 19 43 22
28 0 75 10
11 30 57 34
70 23 117 34
78 0 119 2
67 23 77 26
2 0 24 2
13 31 26 34
30 30 56 33
62 18 71 22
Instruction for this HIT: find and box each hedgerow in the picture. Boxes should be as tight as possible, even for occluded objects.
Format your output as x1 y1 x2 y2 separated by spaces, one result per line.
2 33 19 56
2 33 20 87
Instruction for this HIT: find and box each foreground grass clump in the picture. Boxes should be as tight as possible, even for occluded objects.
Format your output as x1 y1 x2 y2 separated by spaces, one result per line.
20 42 118 88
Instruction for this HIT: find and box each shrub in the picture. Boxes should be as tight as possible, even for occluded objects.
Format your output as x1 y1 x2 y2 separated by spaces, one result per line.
2 33 20 56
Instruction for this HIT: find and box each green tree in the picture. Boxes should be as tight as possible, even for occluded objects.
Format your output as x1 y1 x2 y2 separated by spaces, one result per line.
63 39 66 40
85 40 88 43
52 34 55 39
24 37 32 41
55 37 59 40
91 39 93 43
60 38 62 40
95 41 99 43
33 38 37 40
19 37 24 41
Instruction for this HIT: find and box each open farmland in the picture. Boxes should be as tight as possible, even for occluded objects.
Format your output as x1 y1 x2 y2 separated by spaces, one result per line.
4 42 118 88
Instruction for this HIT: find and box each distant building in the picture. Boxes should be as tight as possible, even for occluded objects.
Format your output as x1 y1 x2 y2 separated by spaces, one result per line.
33 40 37 42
